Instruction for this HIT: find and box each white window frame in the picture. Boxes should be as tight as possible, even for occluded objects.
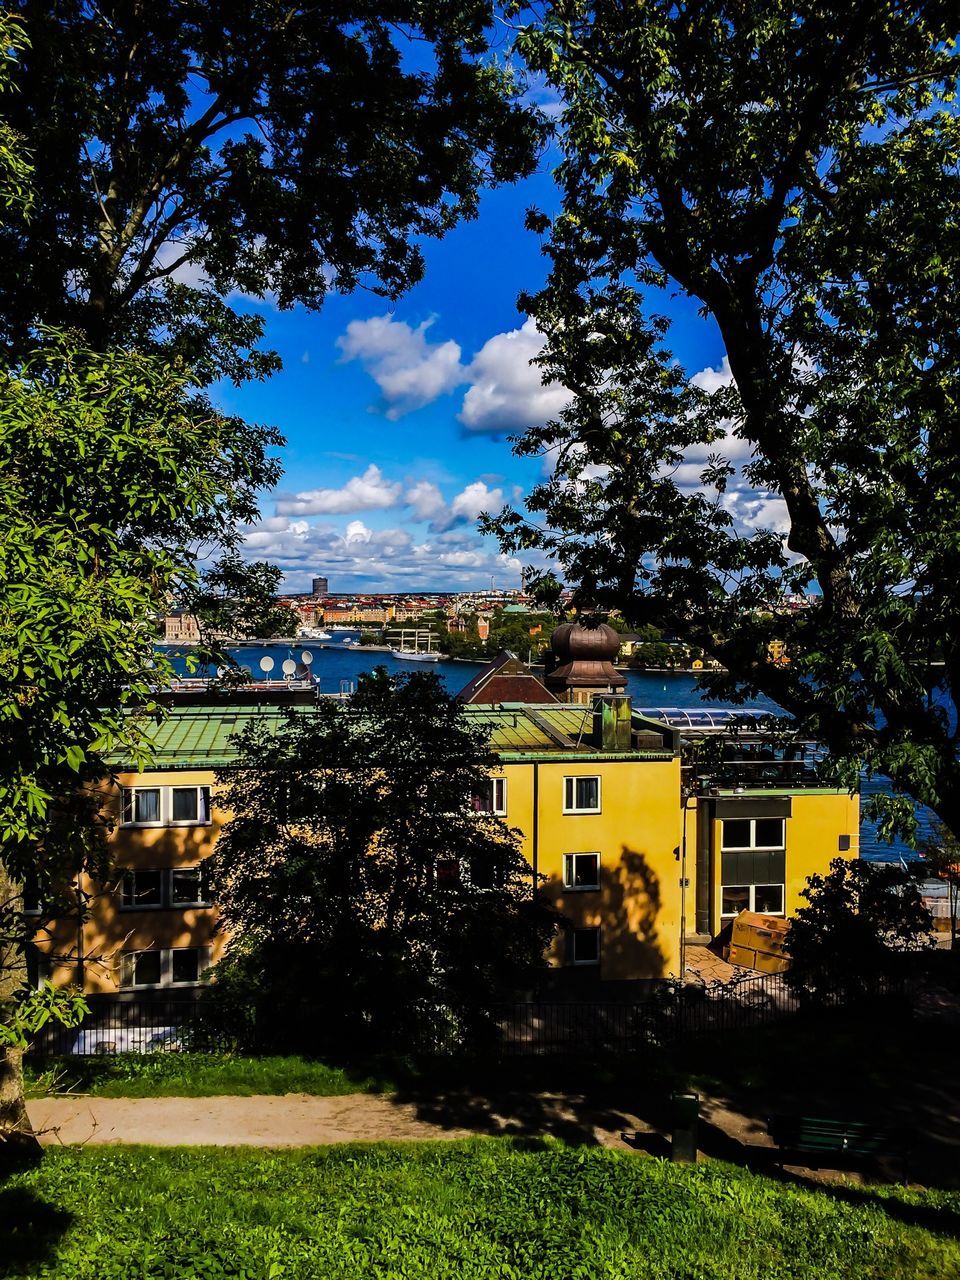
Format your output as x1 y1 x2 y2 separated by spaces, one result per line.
471 777 507 816
570 926 601 966
169 785 212 827
719 817 785 853
119 946 212 989
719 818 786 920
121 786 164 828
120 785 212 829
563 775 602 815
720 884 785 918
563 852 601 891
118 866 212 911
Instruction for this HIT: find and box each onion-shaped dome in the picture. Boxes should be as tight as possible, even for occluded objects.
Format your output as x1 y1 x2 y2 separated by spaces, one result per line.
545 619 627 693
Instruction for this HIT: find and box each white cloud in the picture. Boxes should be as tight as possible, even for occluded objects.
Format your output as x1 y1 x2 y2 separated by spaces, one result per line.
404 480 447 523
459 318 572 433
336 315 466 419
275 465 402 517
450 480 506 523
691 355 735 394
239 511 521 593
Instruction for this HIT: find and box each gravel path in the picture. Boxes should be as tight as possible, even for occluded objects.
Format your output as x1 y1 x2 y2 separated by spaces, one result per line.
27 1092 644 1149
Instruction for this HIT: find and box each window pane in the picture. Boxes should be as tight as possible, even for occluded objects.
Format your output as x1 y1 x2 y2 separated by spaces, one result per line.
721 885 750 916
171 787 199 822
171 867 203 904
171 949 199 984
199 786 211 822
755 818 785 848
469 857 502 890
566 853 599 889
493 779 505 813
123 871 163 909
572 928 600 964
575 777 599 810
754 884 784 914
134 789 161 823
471 787 493 813
564 778 575 810
133 951 162 986
436 859 460 887
721 819 751 849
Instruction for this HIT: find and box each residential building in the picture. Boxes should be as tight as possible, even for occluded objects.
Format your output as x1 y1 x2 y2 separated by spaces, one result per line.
33 623 859 994
311 576 329 596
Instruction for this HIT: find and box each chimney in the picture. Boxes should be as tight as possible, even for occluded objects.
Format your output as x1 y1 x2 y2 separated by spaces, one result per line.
593 694 632 751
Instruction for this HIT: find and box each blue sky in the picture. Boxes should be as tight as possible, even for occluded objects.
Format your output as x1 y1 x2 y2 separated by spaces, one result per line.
221 156 735 594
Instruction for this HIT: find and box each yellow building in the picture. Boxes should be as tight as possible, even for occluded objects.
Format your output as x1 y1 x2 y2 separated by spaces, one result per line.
32 684 859 996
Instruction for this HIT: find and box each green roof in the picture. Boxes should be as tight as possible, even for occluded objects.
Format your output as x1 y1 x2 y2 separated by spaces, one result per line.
111 702 674 771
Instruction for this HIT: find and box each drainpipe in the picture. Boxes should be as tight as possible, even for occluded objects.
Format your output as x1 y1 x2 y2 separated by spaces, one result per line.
531 762 539 896
695 798 713 937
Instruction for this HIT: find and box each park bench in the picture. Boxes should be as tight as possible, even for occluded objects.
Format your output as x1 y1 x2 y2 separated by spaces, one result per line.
767 1114 909 1179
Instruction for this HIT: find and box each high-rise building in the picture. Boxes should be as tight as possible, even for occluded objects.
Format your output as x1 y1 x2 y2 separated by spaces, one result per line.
311 576 329 596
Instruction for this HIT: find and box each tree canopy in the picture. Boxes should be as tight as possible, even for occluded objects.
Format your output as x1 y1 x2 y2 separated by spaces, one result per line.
490 1 960 842
3 0 543 382
785 857 932 1001
209 670 556 1054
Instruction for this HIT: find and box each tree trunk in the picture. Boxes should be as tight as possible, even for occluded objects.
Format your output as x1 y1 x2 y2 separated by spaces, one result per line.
0 863 40 1164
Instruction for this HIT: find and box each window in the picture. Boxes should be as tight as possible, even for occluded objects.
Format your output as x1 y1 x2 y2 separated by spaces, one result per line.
720 817 785 919
120 946 210 989
120 785 212 828
468 855 505 891
122 787 162 826
563 776 601 814
171 786 211 824
22 873 42 917
571 927 600 966
435 858 460 888
563 853 600 891
471 778 507 816
121 870 164 910
170 866 208 906
119 867 212 910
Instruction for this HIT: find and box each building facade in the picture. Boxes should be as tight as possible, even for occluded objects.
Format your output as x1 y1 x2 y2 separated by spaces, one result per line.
33 676 859 995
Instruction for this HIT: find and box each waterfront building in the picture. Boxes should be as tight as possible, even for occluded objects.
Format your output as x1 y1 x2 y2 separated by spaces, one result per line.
162 612 200 643
31 625 859 994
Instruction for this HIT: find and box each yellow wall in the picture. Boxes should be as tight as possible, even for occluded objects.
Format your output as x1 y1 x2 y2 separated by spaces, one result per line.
500 757 683 980
38 769 225 994
701 790 860 937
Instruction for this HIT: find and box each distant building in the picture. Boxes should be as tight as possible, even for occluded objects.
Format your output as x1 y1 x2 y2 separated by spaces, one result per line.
163 612 200 643
311 576 329 596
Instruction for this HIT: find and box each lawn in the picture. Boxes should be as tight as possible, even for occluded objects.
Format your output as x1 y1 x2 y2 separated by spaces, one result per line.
3 1141 960 1279
24 1053 394 1099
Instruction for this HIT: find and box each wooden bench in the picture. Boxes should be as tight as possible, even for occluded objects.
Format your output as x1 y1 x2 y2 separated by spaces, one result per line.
768 1115 909 1179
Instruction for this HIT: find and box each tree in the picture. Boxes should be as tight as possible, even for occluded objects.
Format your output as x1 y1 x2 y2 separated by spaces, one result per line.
490 2 960 845
919 820 960 951
785 857 932 1002
0 339 281 1151
2 0 543 381
209 669 557 1055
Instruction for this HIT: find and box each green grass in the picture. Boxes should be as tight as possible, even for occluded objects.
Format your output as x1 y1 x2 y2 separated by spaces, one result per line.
24 1053 394 1098
4 1141 960 1279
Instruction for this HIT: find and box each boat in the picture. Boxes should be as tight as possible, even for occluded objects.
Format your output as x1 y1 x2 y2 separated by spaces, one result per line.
298 627 332 640
390 648 441 663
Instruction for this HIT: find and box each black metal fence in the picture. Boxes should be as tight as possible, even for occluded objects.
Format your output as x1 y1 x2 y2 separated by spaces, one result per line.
28 994 250 1063
26 972 905 1064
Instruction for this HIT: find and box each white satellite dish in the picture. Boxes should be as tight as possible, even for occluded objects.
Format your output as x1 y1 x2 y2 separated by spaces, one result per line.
300 649 314 664
259 656 275 674
216 666 226 678
282 658 296 676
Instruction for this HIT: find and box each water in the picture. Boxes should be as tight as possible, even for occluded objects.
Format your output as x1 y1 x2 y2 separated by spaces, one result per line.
160 637 931 864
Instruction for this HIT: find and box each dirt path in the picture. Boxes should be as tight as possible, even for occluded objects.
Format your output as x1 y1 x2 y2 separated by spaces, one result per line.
27 1092 645 1149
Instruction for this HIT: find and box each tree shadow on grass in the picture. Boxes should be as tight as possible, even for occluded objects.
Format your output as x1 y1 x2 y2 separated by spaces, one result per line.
0 1146 72 1279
